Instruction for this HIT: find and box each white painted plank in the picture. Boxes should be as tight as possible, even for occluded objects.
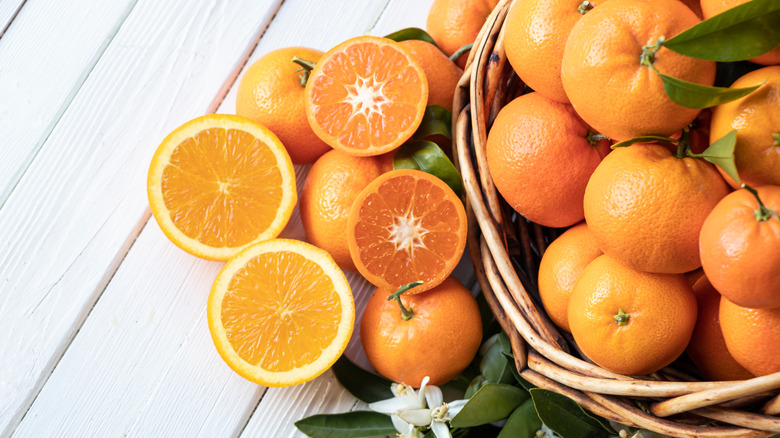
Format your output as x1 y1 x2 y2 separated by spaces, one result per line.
0 0 24 36
0 0 282 434
0 0 136 204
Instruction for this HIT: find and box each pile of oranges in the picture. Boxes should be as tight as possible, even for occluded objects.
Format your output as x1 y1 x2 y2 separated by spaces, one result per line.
490 0 779 378
145 0 497 388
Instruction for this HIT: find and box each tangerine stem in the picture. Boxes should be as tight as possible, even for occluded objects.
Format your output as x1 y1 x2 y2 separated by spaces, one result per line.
586 132 609 146
773 133 779 147
640 36 665 67
449 43 473 63
387 281 424 321
742 184 779 222
577 0 595 14
613 309 630 326
291 56 316 87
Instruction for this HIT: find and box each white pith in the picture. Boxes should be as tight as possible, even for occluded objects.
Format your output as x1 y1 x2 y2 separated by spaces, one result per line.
387 211 429 254
344 76 389 120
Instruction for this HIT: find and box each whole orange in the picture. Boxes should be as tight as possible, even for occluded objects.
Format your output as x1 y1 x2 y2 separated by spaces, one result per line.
686 276 754 381
561 0 715 141
720 297 780 376
360 276 482 386
426 0 500 67
538 222 603 333
701 0 780 65
504 0 609 103
399 40 463 111
568 254 698 376
583 143 730 274
709 66 780 188
486 92 611 228
236 47 331 164
699 185 780 309
300 149 391 271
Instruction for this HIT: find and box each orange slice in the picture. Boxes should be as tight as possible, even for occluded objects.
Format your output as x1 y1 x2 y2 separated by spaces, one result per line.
304 35 429 156
347 169 467 293
147 114 296 261
208 238 354 387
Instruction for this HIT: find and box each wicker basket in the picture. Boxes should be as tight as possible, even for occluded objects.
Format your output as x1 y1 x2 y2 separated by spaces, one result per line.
452 1 780 436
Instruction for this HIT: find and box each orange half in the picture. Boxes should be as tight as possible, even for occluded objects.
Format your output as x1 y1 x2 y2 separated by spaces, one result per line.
147 114 297 261
347 169 467 293
208 238 354 387
304 36 429 156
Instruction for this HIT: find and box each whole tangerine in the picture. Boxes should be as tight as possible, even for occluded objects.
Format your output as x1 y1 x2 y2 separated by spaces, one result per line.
399 40 463 111
426 0 500 67
720 297 780 377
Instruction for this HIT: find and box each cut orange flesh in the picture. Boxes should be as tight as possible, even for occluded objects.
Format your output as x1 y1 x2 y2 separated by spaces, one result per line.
304 36 428 156
147 114 296 261
347 169 467 293
208 239 354 386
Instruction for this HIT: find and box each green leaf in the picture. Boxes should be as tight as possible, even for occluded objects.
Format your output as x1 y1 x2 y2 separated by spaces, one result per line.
384 27 438 47
530 389 615 438
498 331 513 357
497 399 543 438
464 375 488 399
393 140 464 196
331 355 393 403
294 411 397 438
480 341 514 384
611 135 677 149
450 383 529 428
413 105 453 140
656 71 760 109
664 0 780 62
700 129 741 184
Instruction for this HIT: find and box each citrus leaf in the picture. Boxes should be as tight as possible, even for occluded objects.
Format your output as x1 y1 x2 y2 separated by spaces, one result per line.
413 105 453 140
530 389 615 438
664 0 780 62
700 129 740 184
480 341 514 384
331 355 393 403
394 140 464 196
450 383 529 428
611 135 677 149
294 411 397 438
384 27 438 47
497 399 543 438
656 71 760 109
465 375 488 399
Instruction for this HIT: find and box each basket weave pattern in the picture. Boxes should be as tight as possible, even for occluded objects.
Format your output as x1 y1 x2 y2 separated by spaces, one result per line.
452 1 780 436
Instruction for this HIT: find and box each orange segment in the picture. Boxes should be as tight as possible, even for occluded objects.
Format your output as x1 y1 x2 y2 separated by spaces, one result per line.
208 239 354 386
304 36 428 156
347 169 467 293
147 114 296 261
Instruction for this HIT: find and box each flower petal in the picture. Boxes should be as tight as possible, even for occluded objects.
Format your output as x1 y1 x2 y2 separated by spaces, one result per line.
418 376 431 406
398 408 432 426
369 397 411 414
424 385 443 409
391 415 413 434
446 399 468 418
431 421 452 438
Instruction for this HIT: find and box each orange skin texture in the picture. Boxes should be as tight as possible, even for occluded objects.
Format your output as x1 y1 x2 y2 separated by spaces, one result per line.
699 185 780 309
709 66 780 188
504 0 611 103
300 150 390 271
584 144 730 274
538 222 603 333
561 0 715 141
701 0 780 65
720 297 780 376
426 0 500 67
360 276 482 386
568 255 698 376
236 47 331 164
686 276 754 381
486 92 611 228
399 40 463 111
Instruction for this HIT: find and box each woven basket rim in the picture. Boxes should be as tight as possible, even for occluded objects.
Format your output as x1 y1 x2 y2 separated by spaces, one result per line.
451 0 780 436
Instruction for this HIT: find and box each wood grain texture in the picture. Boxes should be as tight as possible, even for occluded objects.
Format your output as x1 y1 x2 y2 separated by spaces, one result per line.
0 0 25 37
0 0 136 205
0 0 281 434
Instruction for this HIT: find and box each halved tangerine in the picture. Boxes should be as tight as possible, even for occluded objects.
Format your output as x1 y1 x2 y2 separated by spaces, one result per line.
304 35 429 156
347 169 467 293
208 238 354 387
147 114 296 261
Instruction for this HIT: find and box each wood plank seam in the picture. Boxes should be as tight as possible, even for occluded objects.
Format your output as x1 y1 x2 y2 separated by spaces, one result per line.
363 0 394 35
0 0 27 40
0 0 139 211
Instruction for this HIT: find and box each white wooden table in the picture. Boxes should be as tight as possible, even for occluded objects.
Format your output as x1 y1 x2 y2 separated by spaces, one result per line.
0 0 477 436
